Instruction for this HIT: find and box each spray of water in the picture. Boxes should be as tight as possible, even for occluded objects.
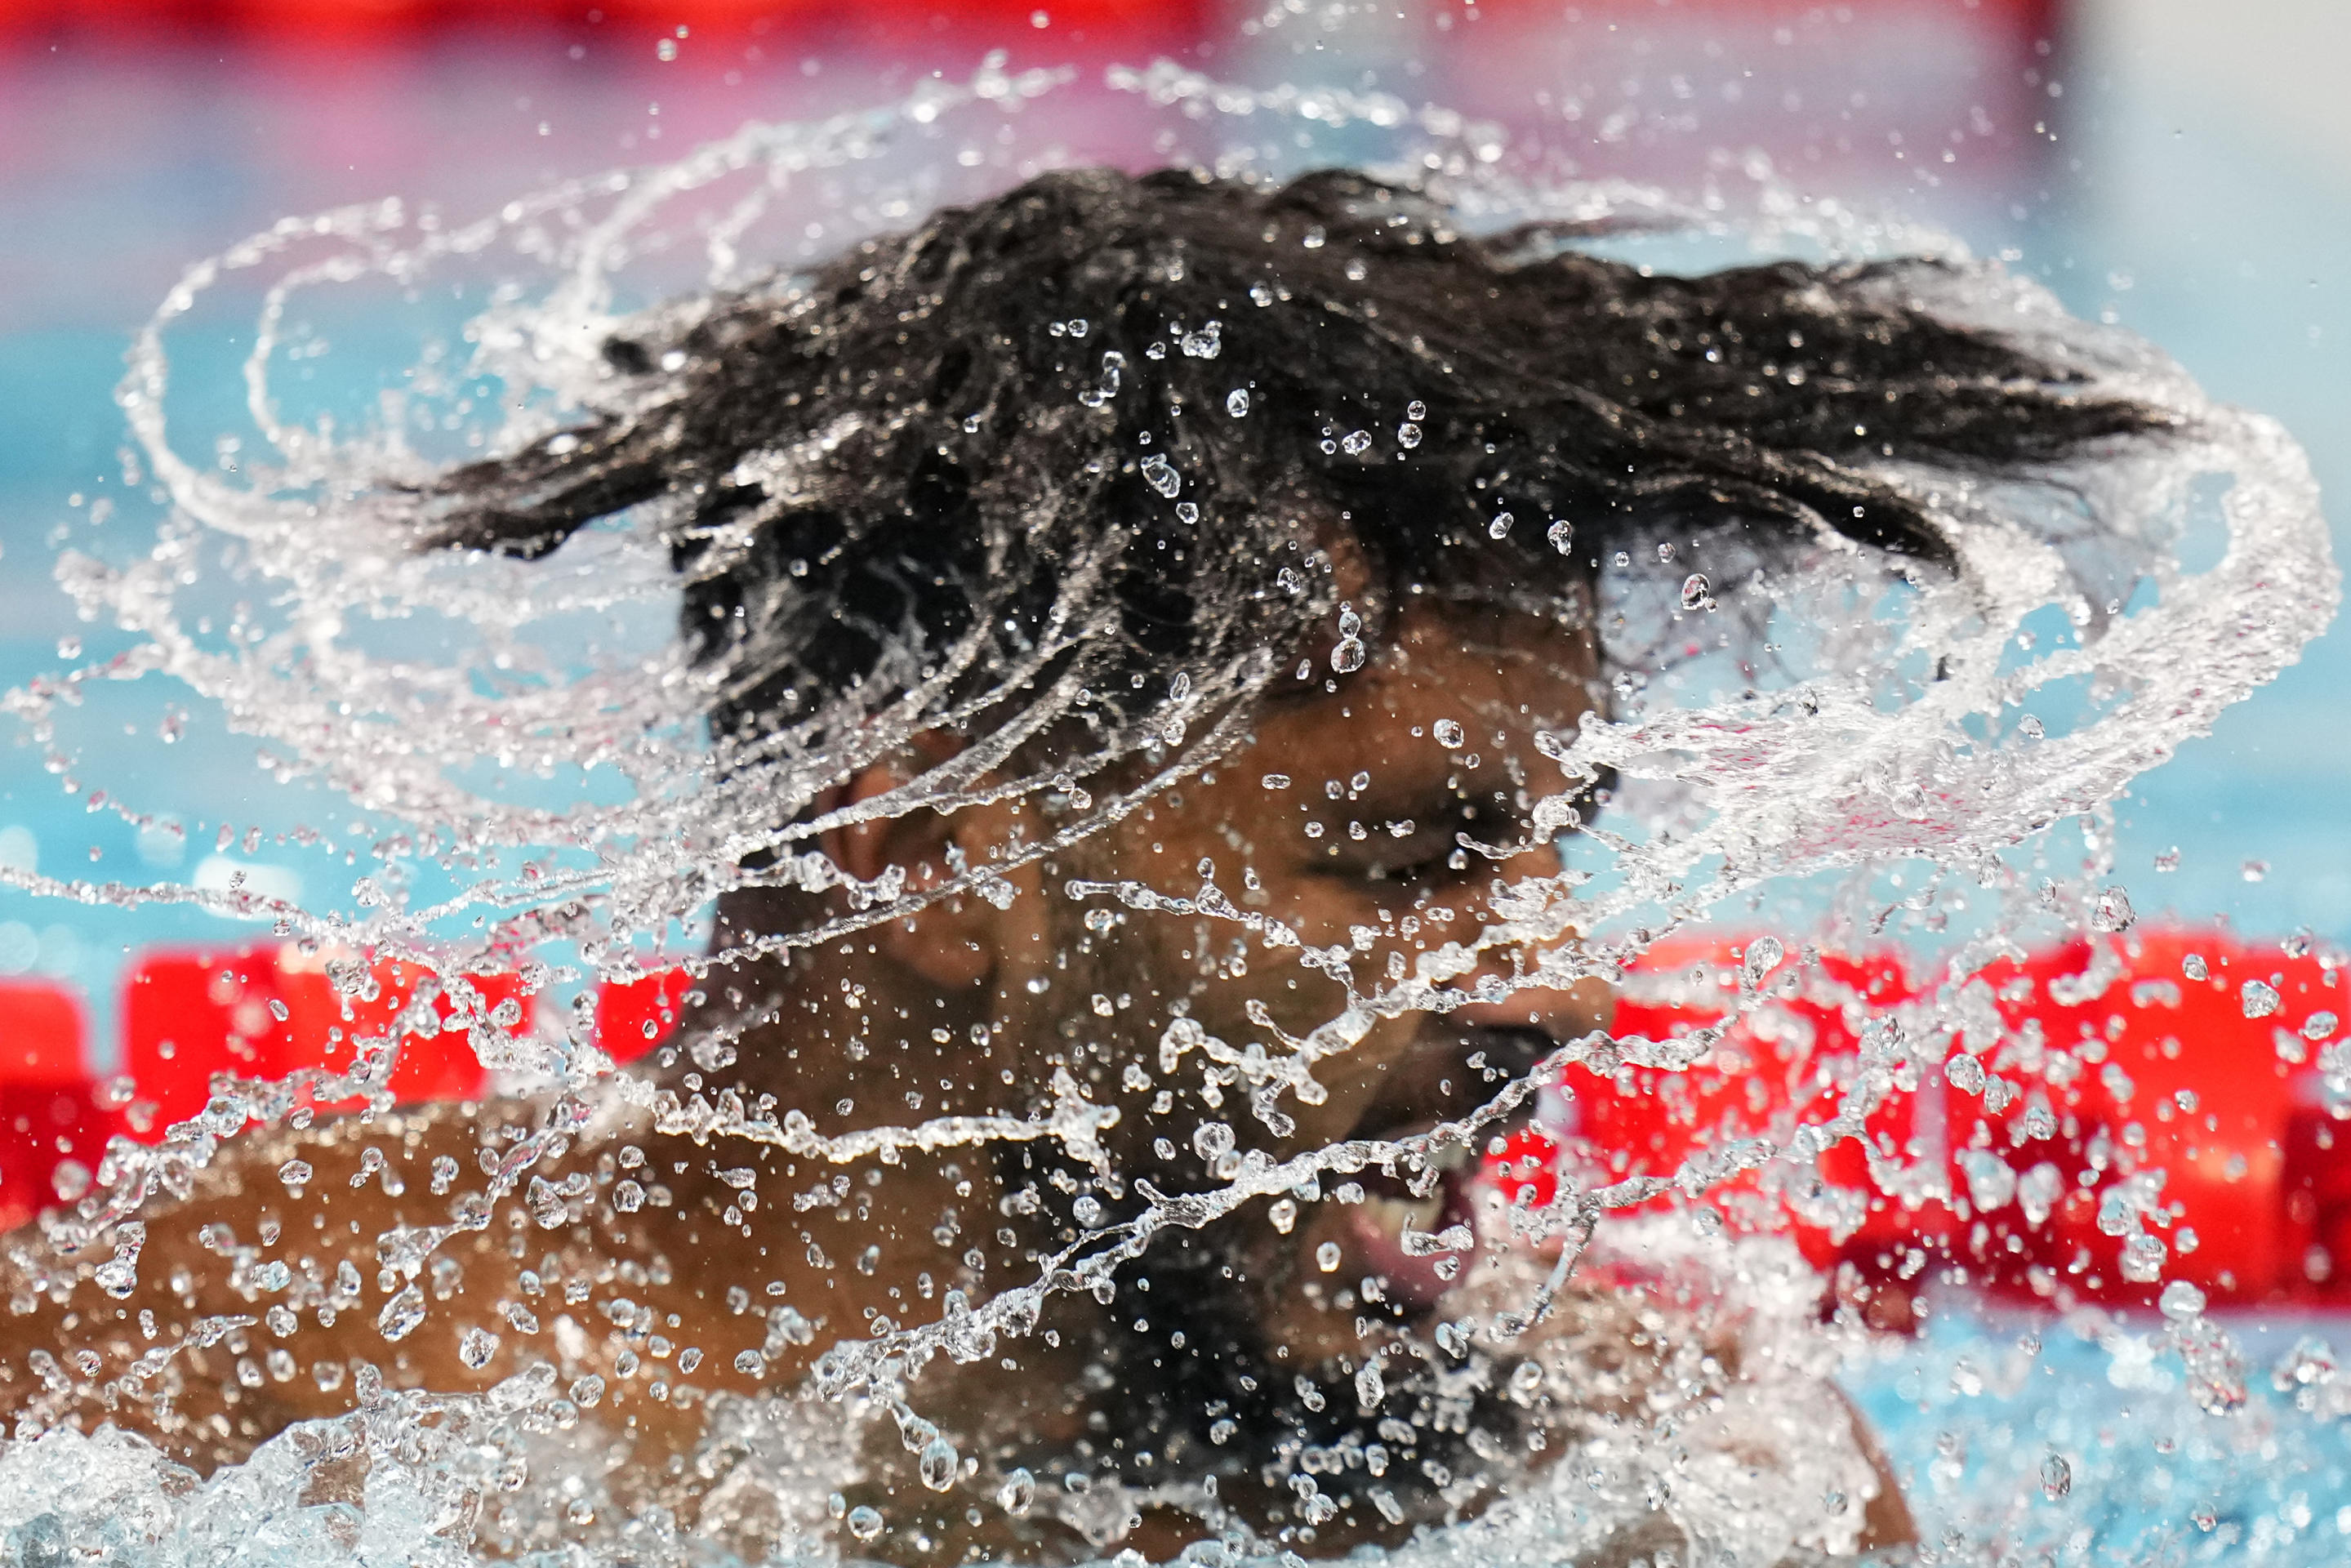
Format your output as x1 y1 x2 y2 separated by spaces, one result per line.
0 59 2335 1568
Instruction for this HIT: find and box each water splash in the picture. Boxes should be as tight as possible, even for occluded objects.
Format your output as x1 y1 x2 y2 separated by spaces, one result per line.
0 56 2335 1568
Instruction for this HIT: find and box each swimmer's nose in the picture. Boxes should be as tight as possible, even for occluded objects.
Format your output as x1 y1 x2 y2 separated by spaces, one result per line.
1445 834 1611 1045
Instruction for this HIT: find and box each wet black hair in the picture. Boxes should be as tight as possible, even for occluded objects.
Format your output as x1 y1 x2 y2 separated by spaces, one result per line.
425 165 2169 746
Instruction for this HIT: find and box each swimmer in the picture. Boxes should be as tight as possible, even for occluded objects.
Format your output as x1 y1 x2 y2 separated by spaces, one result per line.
0 169 2164 1563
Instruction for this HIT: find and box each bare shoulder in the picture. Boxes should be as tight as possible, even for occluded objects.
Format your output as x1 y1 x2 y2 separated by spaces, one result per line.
0 1096 639 1467
0 1089 913 1475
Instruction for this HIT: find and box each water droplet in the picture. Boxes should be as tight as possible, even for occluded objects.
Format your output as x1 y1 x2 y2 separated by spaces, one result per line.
1743 935 1784 987
459 1326 499 1370
997 1467 1035 1515
2242 979 2282 1019
1268 1197 1298 1233
1355 1359 1385 1408
1330 638 1365 675
1396 421 1422 448
1546 519 1573 553
2091 885 2136 933
377 1284 425 1343
1680 572 1713 612
1139 454 1180 498
2304 1010 2339 1042
919 1436 959 1490
1405 399 1426 420
1316 1241 1342 1272
1489 511 1513 540
1179 320 1221 359
1225 388 1249 416
278 1159 313 1189
2160 1280 2208 1319
1340 430 1371 456
1432 719 1465 749
846 1505 885 1541
2184 953 2209 981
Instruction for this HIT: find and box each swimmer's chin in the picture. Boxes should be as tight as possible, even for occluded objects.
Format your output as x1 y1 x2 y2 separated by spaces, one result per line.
1261 1177 1487 1360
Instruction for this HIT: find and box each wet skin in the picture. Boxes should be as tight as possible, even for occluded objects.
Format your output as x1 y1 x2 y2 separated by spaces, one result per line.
0 602 1908 1562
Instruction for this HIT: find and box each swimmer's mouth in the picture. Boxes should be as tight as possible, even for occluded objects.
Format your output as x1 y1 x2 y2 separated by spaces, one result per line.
1320 1113 1510 1318
1288 1029 1551 1321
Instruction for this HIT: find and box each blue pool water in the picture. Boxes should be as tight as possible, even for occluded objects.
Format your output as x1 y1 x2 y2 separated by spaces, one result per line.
1855 1303 2351 1564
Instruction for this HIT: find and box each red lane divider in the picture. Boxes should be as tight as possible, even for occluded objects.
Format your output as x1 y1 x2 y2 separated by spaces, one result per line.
121 947 524 1132
0 981 117 1232
595 966 693 1067
0 0 1222 45
1945 929 2350 1311
1479 928 2351 1318
114 949 688 1143
0 951 695 1218
1562 938 1954 1304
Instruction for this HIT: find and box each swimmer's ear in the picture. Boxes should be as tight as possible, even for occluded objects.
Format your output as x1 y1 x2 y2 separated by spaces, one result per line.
827 746 1008 991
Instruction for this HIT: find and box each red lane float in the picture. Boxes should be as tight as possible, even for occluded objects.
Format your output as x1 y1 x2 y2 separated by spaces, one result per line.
1560 938 1953 1307
0 953 688 1215
1944 928 2349 1309
121 947 531 1133
11 928 2344 1320
0 980 119 1231
1489 928 2351 1316
115 948 696 1136
594 966 695 1067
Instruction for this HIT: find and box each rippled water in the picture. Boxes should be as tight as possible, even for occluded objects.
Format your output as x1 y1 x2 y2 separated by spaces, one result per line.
0 59 2336 1568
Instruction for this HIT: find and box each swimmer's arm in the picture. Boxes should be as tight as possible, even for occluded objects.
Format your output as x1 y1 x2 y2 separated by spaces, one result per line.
0 1109 505 1468
1836 1384 1916 1554
0 1102 983 1472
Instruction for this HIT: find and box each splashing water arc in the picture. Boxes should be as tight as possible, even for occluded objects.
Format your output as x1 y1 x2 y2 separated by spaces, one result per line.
0 60 2339 1568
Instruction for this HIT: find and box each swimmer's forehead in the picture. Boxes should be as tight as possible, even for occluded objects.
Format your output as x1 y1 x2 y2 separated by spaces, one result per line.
1240 604 1593 804
1267 599 1596 724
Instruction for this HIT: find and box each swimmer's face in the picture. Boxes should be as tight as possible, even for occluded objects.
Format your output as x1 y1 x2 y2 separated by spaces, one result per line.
943 600 1610 1355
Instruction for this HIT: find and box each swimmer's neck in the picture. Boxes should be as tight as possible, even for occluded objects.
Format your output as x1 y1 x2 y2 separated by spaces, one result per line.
676 895 1004 1130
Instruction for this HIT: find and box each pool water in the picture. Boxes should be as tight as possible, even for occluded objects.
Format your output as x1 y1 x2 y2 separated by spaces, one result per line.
1855 1304 2351 1564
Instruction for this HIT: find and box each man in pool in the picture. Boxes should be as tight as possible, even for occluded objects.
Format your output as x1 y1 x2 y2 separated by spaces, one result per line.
0 169 2161 1562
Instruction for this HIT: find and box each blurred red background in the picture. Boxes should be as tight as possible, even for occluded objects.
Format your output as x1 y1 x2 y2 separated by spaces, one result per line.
0 0 2056 48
